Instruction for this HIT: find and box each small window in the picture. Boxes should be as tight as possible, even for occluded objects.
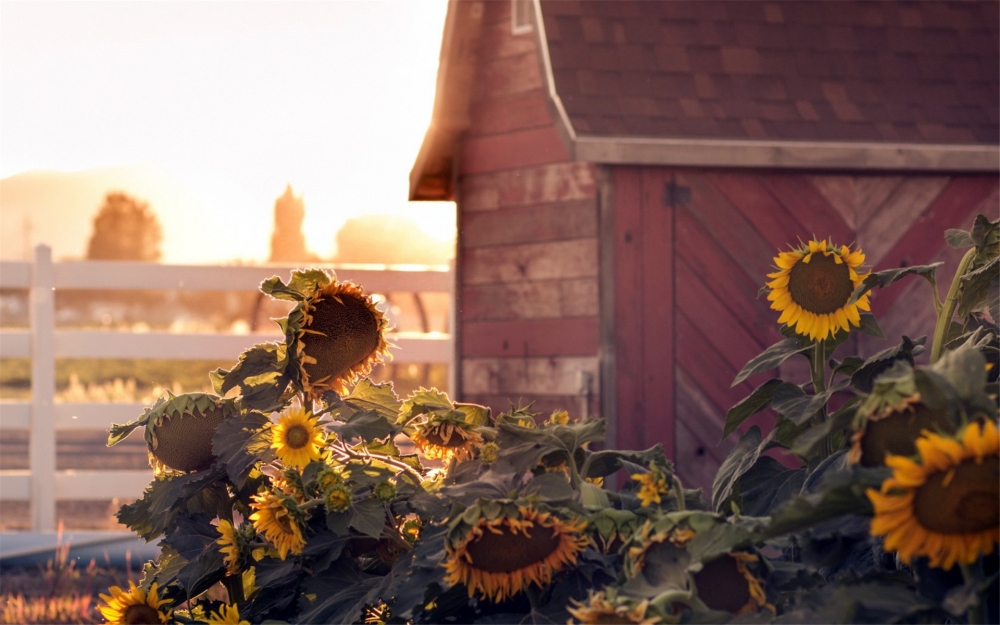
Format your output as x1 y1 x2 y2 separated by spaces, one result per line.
511 0 533 35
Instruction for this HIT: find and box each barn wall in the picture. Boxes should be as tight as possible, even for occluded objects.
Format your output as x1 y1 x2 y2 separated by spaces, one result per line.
610 167 999 495
456 0 601 419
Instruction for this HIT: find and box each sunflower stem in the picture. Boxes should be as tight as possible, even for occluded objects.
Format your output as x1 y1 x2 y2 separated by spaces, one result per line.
671 473 686 512
930 247 977 364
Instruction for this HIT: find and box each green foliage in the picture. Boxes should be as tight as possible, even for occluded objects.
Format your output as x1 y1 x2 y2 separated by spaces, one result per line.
103 216 999 624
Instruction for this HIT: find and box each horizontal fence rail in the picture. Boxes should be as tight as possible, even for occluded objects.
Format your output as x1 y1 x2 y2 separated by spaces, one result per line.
0 245 455 530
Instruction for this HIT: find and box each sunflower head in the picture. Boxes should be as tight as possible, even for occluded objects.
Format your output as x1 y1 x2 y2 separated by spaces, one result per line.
204 603 249 625
868 420 1000 570
691 552 772 616
108 392 240 474
412 413 485 462
567 590 658 625
443 501 590 602
630 465 671 507
249 490 306 560
766 239 870 342
216 520 247 576
324 482 353 513
98 581 172 625
271 407 326 469
850 391 955 467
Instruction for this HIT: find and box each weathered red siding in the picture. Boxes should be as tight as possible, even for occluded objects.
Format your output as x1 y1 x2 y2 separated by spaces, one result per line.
457 0 600 419
611 168 999 494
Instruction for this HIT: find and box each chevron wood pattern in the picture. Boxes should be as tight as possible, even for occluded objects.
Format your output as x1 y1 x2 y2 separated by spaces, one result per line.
612 167 999 497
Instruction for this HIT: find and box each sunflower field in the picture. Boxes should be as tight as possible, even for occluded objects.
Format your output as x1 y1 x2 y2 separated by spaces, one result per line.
101 215 998 624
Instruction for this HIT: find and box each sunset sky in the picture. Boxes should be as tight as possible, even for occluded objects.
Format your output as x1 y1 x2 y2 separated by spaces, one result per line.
0 1 454 263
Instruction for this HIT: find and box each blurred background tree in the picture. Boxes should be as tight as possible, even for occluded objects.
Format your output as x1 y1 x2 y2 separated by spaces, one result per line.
85 192 162 261
269 184 319 263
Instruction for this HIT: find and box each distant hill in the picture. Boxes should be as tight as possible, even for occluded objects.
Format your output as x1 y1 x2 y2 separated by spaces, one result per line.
0 165 189 261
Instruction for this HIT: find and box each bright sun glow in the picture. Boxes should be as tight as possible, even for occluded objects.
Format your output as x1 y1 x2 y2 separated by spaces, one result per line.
0 1 454 264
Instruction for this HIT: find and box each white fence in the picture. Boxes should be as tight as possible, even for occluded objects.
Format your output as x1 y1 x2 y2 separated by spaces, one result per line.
0 245 454 530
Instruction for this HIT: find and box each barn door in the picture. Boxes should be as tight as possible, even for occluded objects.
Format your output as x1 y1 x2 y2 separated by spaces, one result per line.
608 166 998 495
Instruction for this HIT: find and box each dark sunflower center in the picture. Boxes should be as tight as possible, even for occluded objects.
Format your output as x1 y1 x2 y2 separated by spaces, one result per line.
302 295 379 383
285 424 310 449
465 522 559 573
859 404 954 467
124 603 162 624
787 252 853 315
426 426 465 447
693 555 753 614
588 612 630 625
914 457 1000 534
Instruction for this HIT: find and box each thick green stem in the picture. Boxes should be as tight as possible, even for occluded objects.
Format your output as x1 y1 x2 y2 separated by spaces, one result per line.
671 473 686 512
811 340 827 397
930 247 977 364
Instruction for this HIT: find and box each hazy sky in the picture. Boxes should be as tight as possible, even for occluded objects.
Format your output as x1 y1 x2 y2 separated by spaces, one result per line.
0 1 454 263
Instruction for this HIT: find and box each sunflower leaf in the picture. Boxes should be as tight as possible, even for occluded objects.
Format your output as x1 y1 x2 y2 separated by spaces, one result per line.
857 312 885 338
326 408 396 442
851 335 925 393
350 496 387 538
580 445 668 480
711 426 776 513
735 456 807 517
723 378 783 439
260 269 331 302
732 338 812 387
790 397 861 457
342 379 402 422
849 262 944 304
248 557 301 618
164 513 226 600
398 387 454 424
945 228 976 249
212 412 272 489
958 256 999 318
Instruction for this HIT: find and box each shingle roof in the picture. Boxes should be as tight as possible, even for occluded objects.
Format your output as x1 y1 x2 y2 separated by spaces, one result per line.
541 0 999 145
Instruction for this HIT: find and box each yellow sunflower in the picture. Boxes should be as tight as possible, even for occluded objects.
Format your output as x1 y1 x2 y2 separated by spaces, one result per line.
216 520 243 575
205 603 249 625
766 239 870 342
567 591 658 624
249 491 306 560
868 420 1000 569
631 468 670 507
271 407 325 469
443 506 590 602
98 581 172 625
296 280 390 397
412 417 484 462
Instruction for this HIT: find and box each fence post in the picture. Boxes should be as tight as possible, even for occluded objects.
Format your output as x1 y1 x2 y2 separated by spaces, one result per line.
30 244 56 530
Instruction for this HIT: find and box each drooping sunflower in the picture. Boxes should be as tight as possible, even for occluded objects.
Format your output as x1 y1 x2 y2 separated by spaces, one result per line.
412 414 484 462
850 392 954 467
868 420 1000 569
567 591 658 624
294 278 390 397
205 603 250 625
691 552 771 616
443 504 590 602
766 239 870 342
216 520 243 575
271 407 325 469
98 581 172 625
249 490 306 560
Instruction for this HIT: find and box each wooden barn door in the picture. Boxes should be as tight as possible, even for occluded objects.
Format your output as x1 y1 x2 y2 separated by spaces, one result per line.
609 166 999 495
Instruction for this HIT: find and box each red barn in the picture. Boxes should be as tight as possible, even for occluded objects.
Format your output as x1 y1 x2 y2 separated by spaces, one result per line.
410 0 999 492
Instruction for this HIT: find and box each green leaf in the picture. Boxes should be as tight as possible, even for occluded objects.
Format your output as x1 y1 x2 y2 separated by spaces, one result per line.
687 522 754 563
212 412 272 489
454 402 492 427
711 426 775 513
791 397 860 457
946 228 976 249
260 269 331 302
327 408 396 442
580 445 668 480
579 481 610 510
164 514 226 600
723 378 783 439
958 256 1000 317
522 471 576 503
342 379 402 422
732 339 811 387
857 312 885 338
771 382 836 426
849 262 944 304
350 497 387 538
850 335 925 393
398 387 454 423
212 342 293 413
736 457 806 517
943 572 999 617
247 557 301 617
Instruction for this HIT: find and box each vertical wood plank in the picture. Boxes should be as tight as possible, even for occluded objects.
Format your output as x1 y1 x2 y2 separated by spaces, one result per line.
641 168 676 461
613 167 645 452
30 244 56 531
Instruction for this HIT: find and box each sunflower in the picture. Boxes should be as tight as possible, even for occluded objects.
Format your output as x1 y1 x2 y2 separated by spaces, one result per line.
412 415 484 462
766 239 870 342
850 392 954 467
271 407 325 469
216 520 243 575
868 420 1000 569
205 603 249 625
324 483 352 513
295 280 390 397
692 552 772 616
631 467 670 507
98 581 172 625
249 491 306 560
444 505 590 602
567 591 658 624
